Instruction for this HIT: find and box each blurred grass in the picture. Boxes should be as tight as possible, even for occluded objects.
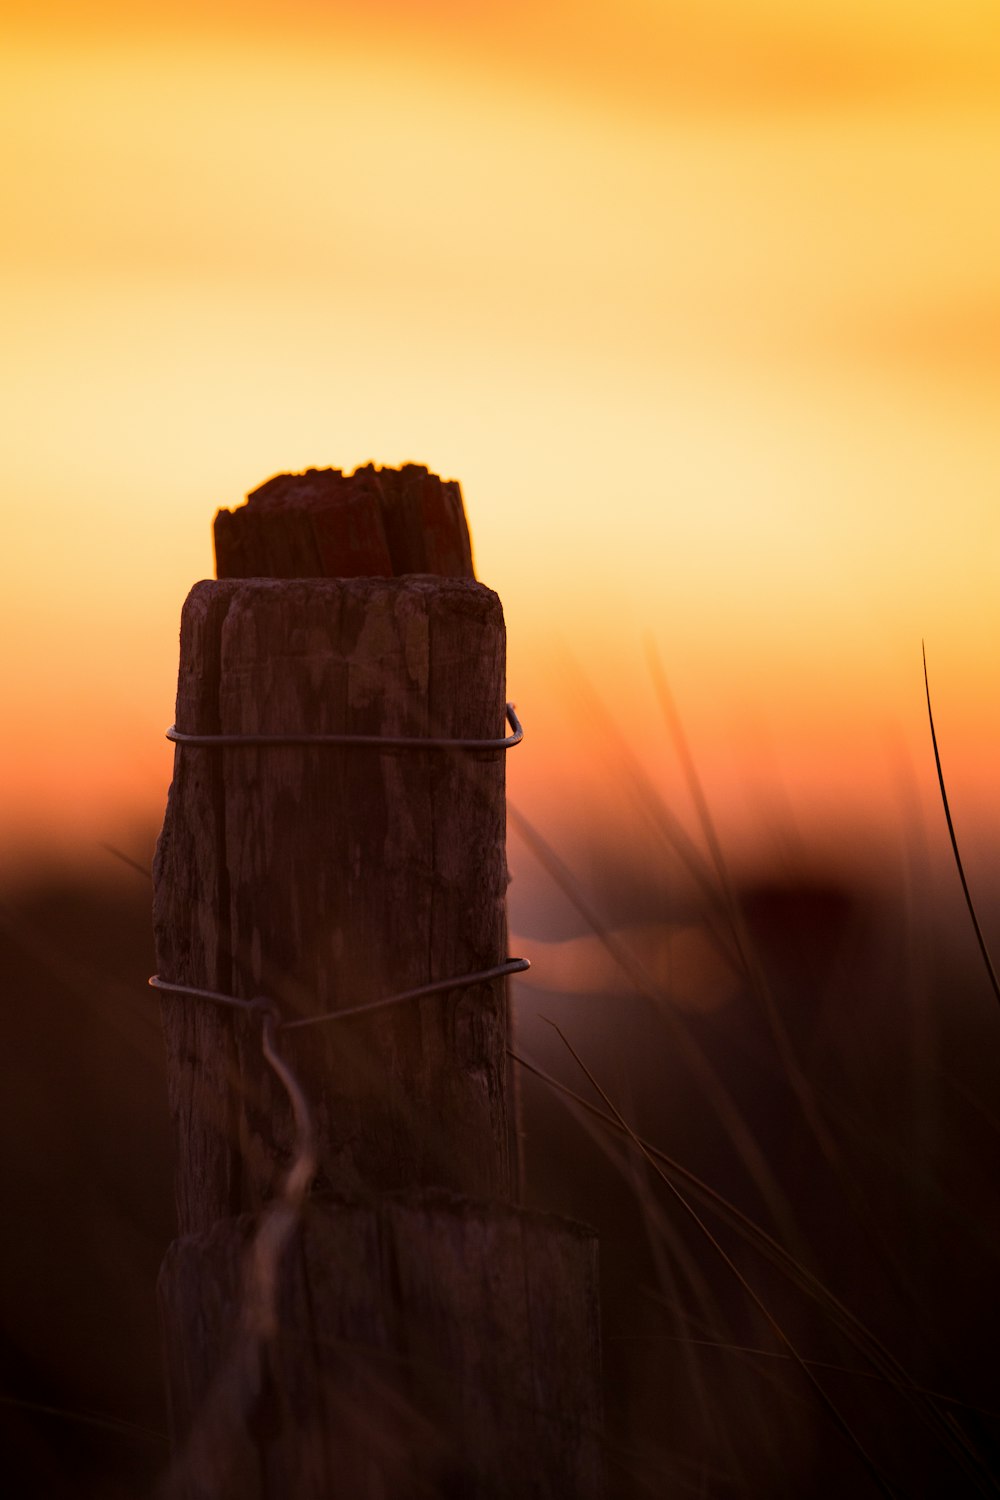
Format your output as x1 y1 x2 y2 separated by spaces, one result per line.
509 761 1000 1497
2 746 999 1497
505 653 1000 1496
0 848 172 1500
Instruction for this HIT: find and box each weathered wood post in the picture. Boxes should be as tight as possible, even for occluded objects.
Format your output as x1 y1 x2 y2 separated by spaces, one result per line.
153 465 604 1498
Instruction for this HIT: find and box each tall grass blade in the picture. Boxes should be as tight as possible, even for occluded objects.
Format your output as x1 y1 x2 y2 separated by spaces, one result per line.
99 842 153 881
642 642 932 1312
539 1017 903 1500
511 1048 1000 1494
508 801 806 1252
0 1394 168 1445
922 642 1000 1010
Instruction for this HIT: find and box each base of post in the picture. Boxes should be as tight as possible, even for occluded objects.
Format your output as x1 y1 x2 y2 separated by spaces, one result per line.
157 1191 605 1500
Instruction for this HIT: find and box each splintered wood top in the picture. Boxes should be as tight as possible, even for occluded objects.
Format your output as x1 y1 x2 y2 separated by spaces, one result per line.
214 463 475 582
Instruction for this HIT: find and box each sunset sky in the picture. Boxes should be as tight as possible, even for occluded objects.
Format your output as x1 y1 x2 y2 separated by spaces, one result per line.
3 0 1000 891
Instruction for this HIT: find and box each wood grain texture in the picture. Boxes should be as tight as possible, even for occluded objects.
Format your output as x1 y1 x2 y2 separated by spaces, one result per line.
155 473 604 1498
213 465 474 582
158 1194 605 1500
153 576 510 1235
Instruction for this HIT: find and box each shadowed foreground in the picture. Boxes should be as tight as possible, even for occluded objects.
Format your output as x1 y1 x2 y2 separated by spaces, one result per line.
1 822 998 1497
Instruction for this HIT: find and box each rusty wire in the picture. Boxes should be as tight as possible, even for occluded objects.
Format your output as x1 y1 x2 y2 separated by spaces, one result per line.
152 958 529 1367
153 698 526 1394
153 693 526 1481
167 702 523 750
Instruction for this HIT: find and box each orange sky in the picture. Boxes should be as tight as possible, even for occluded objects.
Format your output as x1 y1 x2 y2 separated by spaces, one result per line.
2 0 1000 887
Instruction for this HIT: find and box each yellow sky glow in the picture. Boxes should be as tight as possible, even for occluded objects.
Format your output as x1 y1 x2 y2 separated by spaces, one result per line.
2 2 1000 883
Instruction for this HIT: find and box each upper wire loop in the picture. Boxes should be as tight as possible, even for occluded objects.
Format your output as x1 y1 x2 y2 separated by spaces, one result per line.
166 703 523 751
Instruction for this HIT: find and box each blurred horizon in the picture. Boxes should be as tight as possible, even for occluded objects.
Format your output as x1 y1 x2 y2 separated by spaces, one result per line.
3 0 1000 892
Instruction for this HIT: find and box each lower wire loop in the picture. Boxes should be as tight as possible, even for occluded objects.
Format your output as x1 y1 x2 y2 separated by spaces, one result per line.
151 702 528 1422
148 957 530 1029
150 957 530 1336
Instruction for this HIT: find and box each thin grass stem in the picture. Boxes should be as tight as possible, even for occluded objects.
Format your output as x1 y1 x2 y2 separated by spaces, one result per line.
509 802 807 1254
540 1017 902 1500
510 1047 999 1494
922 642 1000 1010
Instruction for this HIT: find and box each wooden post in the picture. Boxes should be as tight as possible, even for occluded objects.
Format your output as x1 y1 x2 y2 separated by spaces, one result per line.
153 466 604 1498
153 573 511 1229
